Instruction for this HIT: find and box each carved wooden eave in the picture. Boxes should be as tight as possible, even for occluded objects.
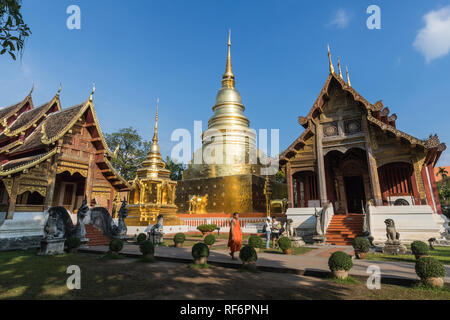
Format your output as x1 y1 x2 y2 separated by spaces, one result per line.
279 128 314 165
101 158 130 190
0 147 58 177
0 139 23 154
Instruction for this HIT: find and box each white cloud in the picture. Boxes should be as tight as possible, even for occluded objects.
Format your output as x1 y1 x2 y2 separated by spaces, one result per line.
329 9 350 29
413 6 450 63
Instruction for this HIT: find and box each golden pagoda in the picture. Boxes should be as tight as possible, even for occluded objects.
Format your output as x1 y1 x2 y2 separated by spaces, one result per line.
176 32 287 214
126 99 179 225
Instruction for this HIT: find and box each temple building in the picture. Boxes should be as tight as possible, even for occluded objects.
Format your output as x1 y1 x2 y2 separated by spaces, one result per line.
0 86 129 250
126 101 179 226
282 47 447 245
176 32 286 214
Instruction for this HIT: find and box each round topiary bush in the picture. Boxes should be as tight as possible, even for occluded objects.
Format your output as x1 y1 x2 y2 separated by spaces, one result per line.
191 242 210 265
109 239 124 253
197 224 217 234
411 240 429 259
66 236 81 251
204 234 216 246
352 237 370 259
136 233 147 243
415 256 445 287
248 235 263 249
139 240 155 256
173 233 186 244
278 237 292 253
328 251 353 278
239 245 258 263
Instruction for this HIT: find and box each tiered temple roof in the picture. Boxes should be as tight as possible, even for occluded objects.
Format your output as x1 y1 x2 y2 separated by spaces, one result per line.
0 86 129 191
280 48 446 167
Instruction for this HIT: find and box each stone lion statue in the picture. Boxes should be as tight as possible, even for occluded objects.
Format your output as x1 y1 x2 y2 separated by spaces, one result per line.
384 219 400 243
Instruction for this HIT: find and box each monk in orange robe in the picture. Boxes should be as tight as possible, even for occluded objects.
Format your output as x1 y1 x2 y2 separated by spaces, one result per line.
228 212 242 260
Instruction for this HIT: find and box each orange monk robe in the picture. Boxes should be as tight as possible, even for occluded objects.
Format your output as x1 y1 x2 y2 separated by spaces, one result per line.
228 218 242 253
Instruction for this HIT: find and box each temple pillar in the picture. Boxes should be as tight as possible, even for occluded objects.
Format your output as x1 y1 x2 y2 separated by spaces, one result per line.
85 154 95 204
44 156 58 210
362 117 382 206
7 176 20 219
315 121 328 206
286 163 294 208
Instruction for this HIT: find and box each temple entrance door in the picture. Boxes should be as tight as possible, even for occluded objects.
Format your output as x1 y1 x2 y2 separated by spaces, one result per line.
344 176 365 213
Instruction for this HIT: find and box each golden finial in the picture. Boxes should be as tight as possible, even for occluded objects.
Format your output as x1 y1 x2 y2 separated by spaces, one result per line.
152 98 159 143
346 66 351 86
56 83 62 97
113 144 120 158
222 29 235 88
41 123 48 141
327 44 335 74
89 82 95 102
28 83 34 97
337 57 343 78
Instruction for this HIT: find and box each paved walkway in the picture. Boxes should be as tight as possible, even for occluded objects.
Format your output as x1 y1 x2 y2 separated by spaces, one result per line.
81 244 450 285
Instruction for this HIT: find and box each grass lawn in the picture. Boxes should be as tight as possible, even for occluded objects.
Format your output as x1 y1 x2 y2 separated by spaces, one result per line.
1 250 449 300
366 246 450 265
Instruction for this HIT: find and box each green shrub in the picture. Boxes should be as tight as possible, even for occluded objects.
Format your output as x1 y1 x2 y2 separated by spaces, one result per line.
136 233 147 243
328 251 353 271
191 243 210 259
204 234 216 246
248 235 263 249
173 233 186 244
278 237 292 251
239 245 258 263
139 240 155 256
352 237 370 253
197 224 217 233
66 236 81 249
415 256 446 280
411 241 429 257
109 239 124 253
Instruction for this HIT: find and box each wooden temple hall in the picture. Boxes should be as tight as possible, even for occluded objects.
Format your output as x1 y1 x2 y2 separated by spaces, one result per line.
280 48 446 216
0 86 129 220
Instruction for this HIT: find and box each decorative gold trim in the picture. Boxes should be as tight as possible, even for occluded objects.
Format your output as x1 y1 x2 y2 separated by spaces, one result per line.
0 148 57 177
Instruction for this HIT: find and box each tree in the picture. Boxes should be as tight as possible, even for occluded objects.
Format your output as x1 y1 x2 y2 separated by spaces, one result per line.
275 169 286 183
0 0 31 60
164 156 185 181
105 127 150 181
437 167 448 180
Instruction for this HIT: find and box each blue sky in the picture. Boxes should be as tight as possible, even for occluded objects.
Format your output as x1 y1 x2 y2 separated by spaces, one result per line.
1 0 449 164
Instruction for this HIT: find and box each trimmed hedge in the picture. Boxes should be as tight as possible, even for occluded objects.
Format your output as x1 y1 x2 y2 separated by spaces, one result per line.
204 234 216 246
139 240 155 256
248 235 263 249
352 237 370 253
239 245 258 263
411 240 429 258
197 224 217 233
415 256 446 279
66 236 81 250
173 233 186 244
109 239 124 253
136 233 147 243
278 237 292 251
192 243 210 259
328 251 353 271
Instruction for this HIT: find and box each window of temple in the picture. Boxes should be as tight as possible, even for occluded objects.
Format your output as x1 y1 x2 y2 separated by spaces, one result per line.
378 162 416 205
16 191 44 205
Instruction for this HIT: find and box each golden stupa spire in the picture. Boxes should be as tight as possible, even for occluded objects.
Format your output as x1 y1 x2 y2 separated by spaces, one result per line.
337 58 343 78
222 30 235 88
327 44 335 74
152 98 159 143
346 66 351 86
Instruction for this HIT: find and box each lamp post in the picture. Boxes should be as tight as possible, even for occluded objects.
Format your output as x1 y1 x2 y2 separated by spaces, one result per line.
264 175 272 217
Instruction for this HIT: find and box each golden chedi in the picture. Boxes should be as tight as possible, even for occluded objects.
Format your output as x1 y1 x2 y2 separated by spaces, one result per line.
126 100 179 226
177 31 286 214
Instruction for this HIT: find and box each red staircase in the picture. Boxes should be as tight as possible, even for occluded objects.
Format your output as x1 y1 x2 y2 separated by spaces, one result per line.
326 214 364 245
85 225 110 246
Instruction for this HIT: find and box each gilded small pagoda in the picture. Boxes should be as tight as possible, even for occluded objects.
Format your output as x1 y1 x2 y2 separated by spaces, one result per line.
126 100 179 226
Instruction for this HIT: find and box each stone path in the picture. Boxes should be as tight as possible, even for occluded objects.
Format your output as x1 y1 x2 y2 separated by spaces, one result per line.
81 244 450 284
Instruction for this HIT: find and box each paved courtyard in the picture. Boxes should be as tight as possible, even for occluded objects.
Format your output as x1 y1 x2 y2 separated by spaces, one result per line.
81 244 450 284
